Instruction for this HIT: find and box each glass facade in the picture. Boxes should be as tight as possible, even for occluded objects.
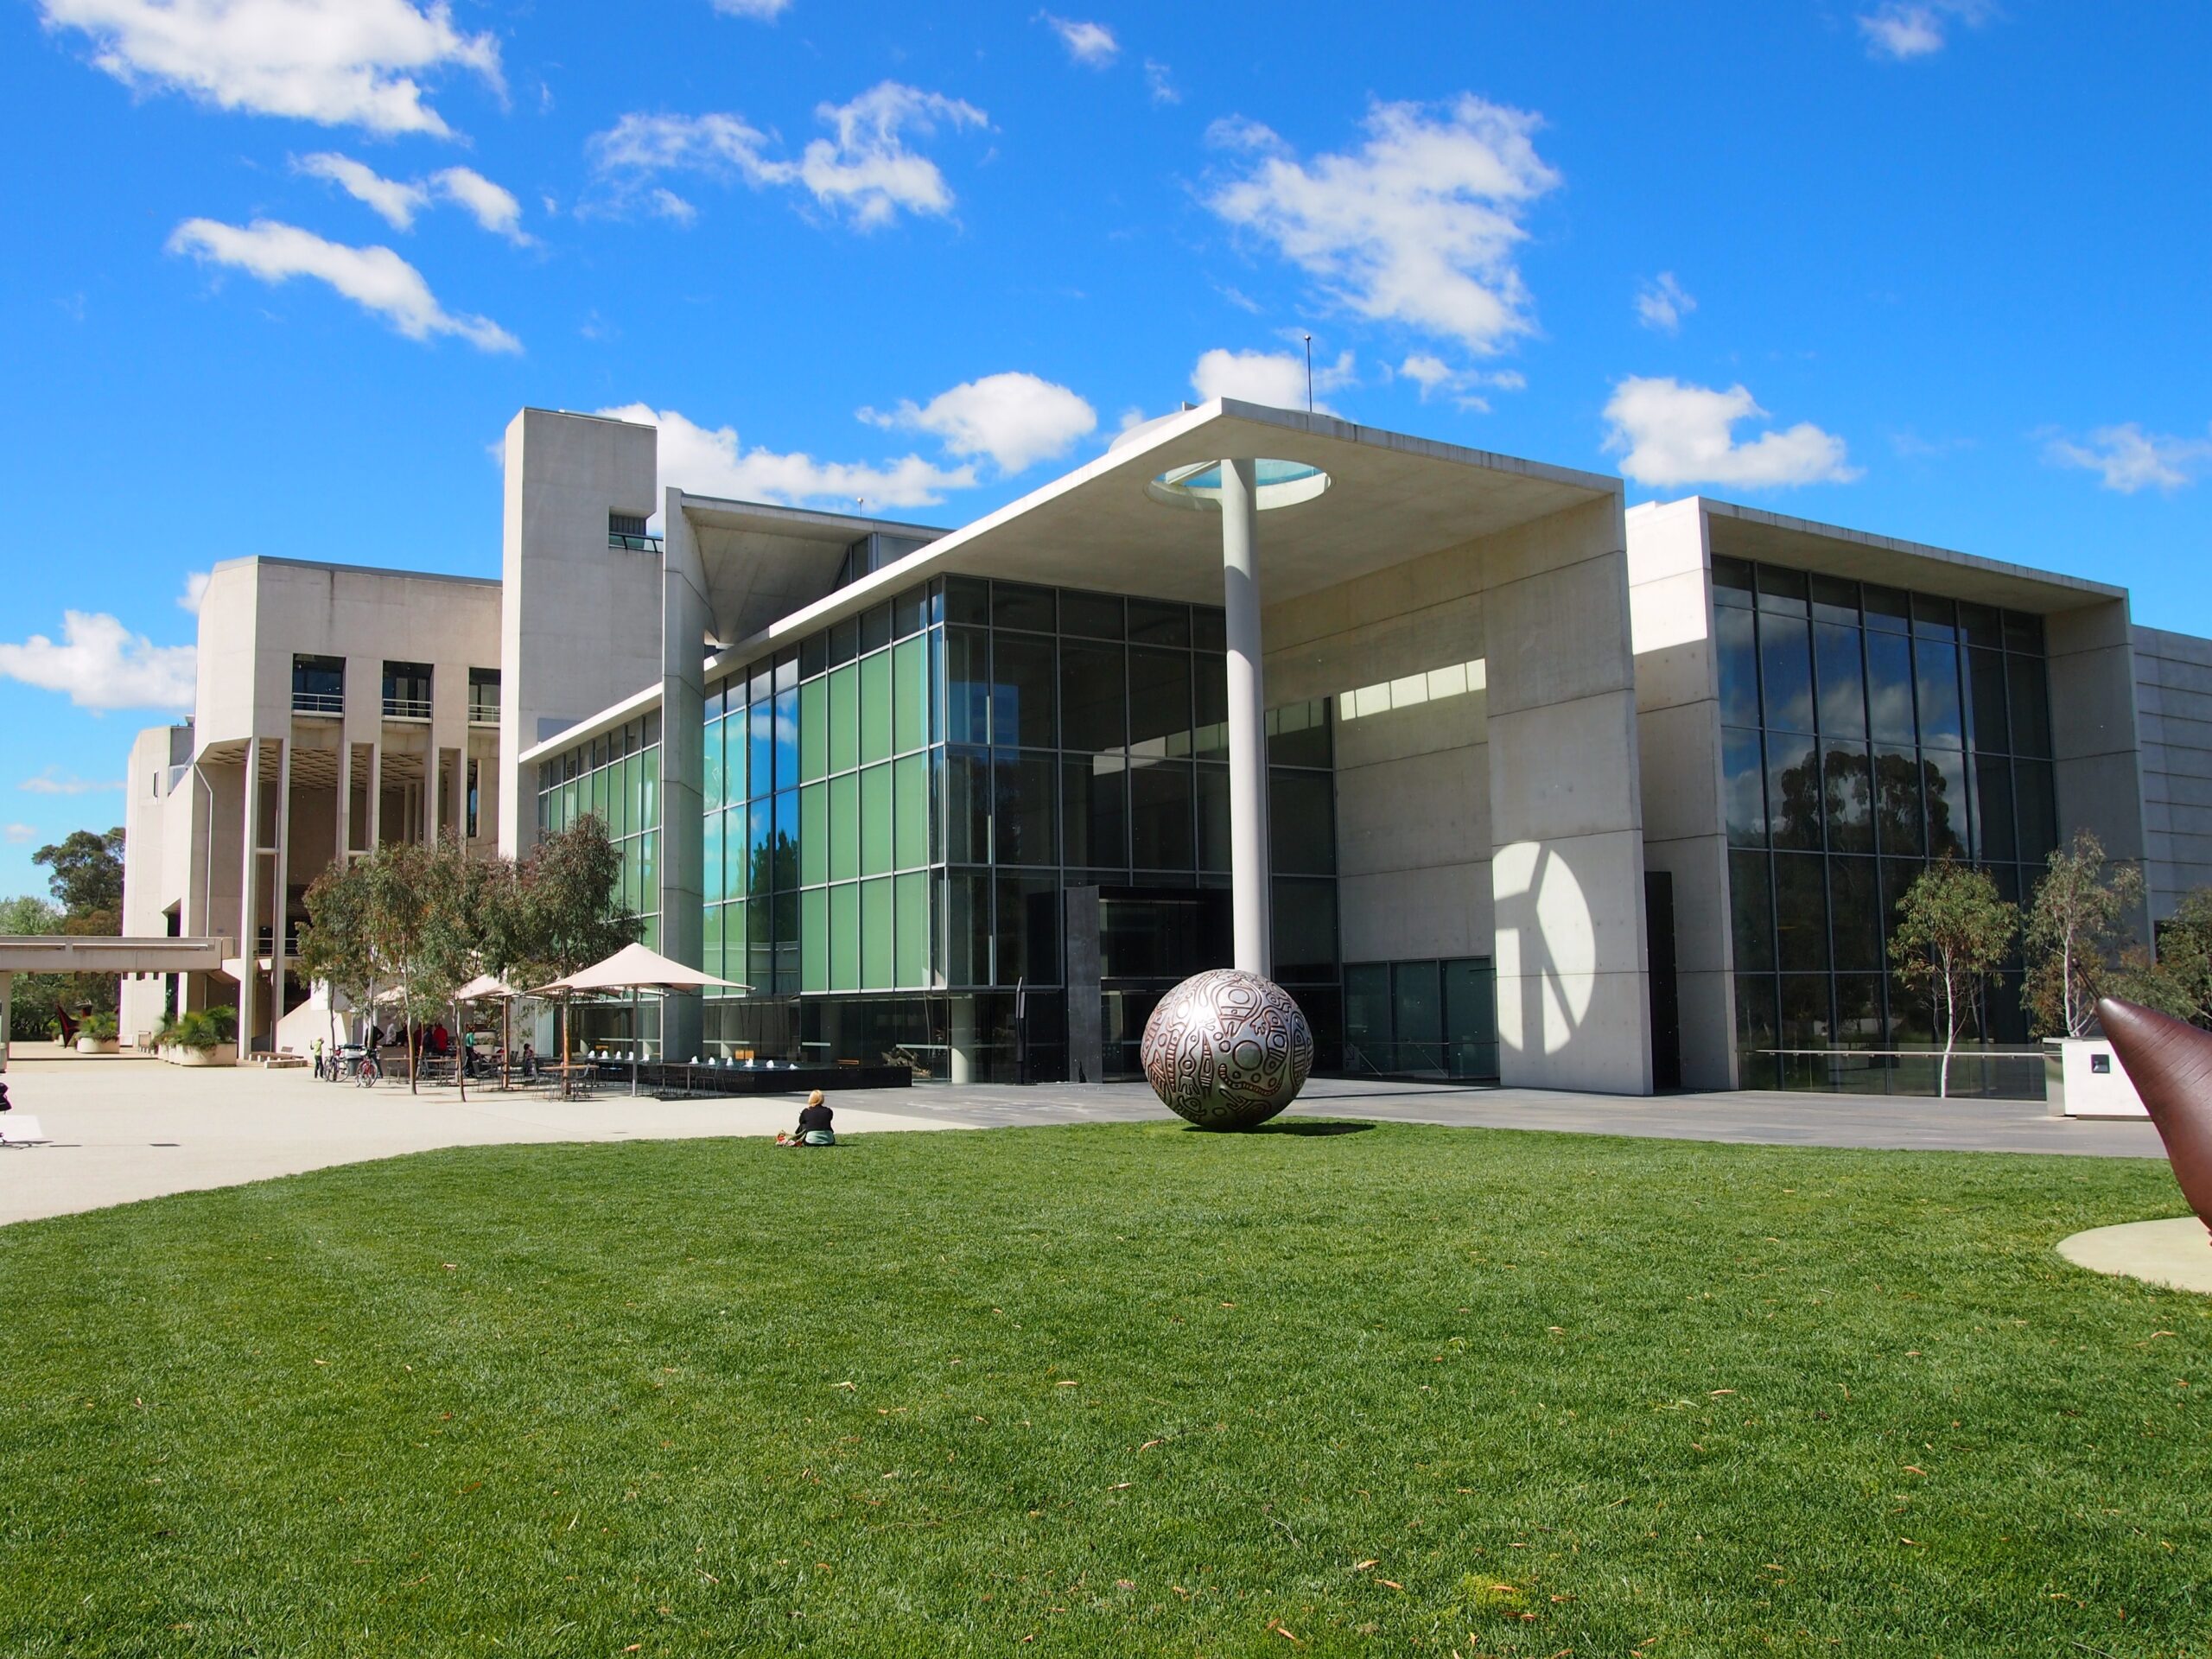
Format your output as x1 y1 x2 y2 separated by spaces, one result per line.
1716 556 2057 1089
535 710 663 952
1344 957 1498 1080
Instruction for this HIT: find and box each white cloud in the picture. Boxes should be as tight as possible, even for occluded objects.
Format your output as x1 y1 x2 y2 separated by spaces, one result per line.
21 768 124 796
1395 353 1522 411
861 372 1097 474
649 188 697 226
1858 1 1993 60
1190 346 1355 416
431 167 529 243
177 569 211 614
0 612 197 712
588 83 985 229
1043 15 1117 65
4 824 37 846
168 218 520 352
298 153 531 243
2044 423 2212 493
1144 59 1179 104
37 0 502 137
1206 94 1560 356
1636 271 1695 334
598 404 976 511
711 0 790 16
1602 377 1859 489
297 150 428 228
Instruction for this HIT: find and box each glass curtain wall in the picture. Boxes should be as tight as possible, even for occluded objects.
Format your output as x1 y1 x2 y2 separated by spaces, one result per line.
1716 556 2056 1090
1343 957 1498 1080
535 712 664 951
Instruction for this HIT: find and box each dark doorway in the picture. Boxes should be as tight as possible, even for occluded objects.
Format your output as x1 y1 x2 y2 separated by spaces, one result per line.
1645 871 1682 1090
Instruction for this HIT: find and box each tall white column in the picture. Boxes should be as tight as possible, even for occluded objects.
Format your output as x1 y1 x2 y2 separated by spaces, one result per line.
2 971 14 1073
1219 458 1273 976
238 739 262 1054
270 737 291 1048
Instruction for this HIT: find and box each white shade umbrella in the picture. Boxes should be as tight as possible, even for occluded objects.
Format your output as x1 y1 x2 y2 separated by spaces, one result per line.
530 943 748 1094
454 973 523 1002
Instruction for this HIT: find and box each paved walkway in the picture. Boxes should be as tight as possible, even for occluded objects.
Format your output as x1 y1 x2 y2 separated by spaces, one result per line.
2057 1217 2212 1294
0 1051 2170 1229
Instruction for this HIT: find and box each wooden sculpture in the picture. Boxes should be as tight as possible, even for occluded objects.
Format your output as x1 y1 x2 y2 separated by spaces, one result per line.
2096 996 2212 1243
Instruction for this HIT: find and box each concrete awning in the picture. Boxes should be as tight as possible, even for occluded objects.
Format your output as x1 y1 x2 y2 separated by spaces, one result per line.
0 937 232 976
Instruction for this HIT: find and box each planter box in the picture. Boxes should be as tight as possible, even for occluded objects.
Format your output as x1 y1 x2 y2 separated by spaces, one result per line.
158 1043 238 1068
74 1036 118 1054
2044 1037 2147 1118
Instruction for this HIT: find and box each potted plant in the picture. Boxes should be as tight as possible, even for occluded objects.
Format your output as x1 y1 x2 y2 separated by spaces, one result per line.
157 1005 238 1067
74 1012 119 1054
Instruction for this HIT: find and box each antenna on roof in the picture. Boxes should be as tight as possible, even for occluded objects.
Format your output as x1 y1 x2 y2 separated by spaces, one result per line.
1304 334 1313 412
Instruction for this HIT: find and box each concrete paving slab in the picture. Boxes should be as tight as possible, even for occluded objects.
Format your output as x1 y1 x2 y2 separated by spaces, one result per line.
2056 1217 2212 1294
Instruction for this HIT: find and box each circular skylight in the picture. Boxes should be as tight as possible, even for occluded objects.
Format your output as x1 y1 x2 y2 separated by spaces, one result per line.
1147 458 1332 512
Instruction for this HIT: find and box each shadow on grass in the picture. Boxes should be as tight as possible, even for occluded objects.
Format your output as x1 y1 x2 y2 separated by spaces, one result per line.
1182 1120 1377 1137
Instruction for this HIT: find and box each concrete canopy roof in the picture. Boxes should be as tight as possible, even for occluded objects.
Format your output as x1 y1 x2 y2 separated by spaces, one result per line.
680 498 944 648
1693 498 2126 614
707 399 1618 670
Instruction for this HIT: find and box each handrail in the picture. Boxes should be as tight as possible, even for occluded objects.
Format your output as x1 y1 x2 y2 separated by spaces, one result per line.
291 690 344 715
383 696 433 720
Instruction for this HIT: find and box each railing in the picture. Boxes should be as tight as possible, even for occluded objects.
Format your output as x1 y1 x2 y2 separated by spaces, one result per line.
383 696 433 720
468 696 500 725
1754 1047 2048 1102
291 690 344 715
609 531 664 553
255 925 304 959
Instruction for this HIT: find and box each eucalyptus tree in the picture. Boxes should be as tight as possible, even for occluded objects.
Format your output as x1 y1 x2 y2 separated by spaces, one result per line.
1890 860 2019 1100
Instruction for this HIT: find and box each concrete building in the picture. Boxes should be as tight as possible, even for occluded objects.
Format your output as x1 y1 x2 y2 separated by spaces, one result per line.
119 402 2212 1093
119 557 503 1050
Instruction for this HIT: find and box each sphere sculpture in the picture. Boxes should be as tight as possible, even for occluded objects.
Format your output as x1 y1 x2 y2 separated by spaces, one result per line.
1141 968 1314 1129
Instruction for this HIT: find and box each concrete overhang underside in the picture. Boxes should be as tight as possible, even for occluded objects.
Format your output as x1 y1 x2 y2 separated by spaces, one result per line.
680 499 945 649
0 937 232 976
1702 499 2127 616
707 399 1621 663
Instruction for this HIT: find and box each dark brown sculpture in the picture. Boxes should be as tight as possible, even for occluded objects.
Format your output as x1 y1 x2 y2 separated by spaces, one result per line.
2096 996 2212 1243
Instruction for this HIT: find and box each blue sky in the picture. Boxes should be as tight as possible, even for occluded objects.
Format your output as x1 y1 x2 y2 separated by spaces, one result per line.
2 0 2207 899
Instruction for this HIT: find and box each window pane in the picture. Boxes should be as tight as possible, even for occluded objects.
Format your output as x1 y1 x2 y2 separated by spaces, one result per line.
861 878 893 990
2014 760 2057 864
1128 647 1192 758
1723 727 1766 848
1914 639 1963 748
860 763 893 876
1974 755 2017 861
703 804 723 905
830 772 858 880
1873 745 1923 855
1822 743 1874 854
1713 556 1755 607
1966 647 2010 754
1060 590 1122 639
1393 960 1443 1063
1735 975 1779 1089
1775 852 1828 974
800 783 828 887
828 667 859 774
748 881 773 994
773 790 798 891
1828 855 1881 972
724 806 747 897
893 753 928 869
830 884 859 992
946 870 990 987
1194 658 1230 763
1272 878 1338 977
860 650 893 765
946 626 990 746
800 891 827 994
1716 606 1759 729
992 581 1055 632
749 700 775 798
747 798 775 893
992 635 1057 751
1780 975 1831 1050
1060 641 1127 757
1196 766 1231 874
1128 599 1190 646
1271 769 1335 874
994 752 1058 867
1813 623 1866 739
893 635 926 753
1866 631 1916 744
944 576 989 627
1064 756 1127 871
1441 957 1497 1079
1344 963 1389 1069
1924 747 1969 860
1730 849 1774 974
894 872 930 988
1834 973 1883 1049
703 722 724 812
1767 734 1821 852
996 874 1059 986
1758 608 1815 734
1266 694 1329 769
947 747 991 864
1129 761 1193 868
800 677 828 781
1878 857 1922 972
2008 656 2052 757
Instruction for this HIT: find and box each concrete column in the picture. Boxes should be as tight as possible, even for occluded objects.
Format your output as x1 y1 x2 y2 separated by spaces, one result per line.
658 486 709 1064
2 972 13 1073
270 737 291 1047
334 737 353 865
949 995 977 1084
1219 457 1273 976
365 743 382 851
238 738 262 1055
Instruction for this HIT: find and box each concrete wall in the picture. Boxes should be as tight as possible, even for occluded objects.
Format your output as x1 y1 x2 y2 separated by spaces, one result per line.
2133 624 2212 923
1624 499 1734 1090
1265 493 1651 1094
499 409 663 857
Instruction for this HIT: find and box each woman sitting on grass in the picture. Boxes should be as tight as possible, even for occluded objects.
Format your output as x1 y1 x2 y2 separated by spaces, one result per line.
779 1090 836 1148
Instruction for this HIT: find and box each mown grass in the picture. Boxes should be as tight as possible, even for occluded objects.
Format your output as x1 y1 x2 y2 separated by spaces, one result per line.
1 1120 2207 1656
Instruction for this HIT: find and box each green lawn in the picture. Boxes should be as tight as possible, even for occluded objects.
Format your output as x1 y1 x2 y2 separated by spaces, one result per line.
2 1122 2207 1656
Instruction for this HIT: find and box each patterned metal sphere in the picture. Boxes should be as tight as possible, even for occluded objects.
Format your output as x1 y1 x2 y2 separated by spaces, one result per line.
1141 969 1314 1129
